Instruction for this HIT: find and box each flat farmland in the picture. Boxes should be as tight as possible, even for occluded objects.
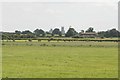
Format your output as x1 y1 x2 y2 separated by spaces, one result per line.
2 41 118 78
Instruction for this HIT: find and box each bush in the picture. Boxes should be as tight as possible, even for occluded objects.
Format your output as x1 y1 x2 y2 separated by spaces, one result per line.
28 39 32 42
38 39 41 42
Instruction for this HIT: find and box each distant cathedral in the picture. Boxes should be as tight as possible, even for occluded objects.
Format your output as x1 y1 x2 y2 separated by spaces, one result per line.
61 27 65 35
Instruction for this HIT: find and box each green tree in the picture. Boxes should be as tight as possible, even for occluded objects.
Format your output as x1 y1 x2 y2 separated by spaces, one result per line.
86 27 94 32
21 30 35 38
109 29 119 37
81 30 84 33
52 28 61 36
15 30 21 35
22 30 32 34
98 28 120 38
34 29 39 36
34 29 45 37
65 27 78 37
39 29 45 37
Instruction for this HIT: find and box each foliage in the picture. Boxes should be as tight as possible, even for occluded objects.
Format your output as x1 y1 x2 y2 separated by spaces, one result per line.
22 30 32 34
34 29 45 37
1 28 120 39
65 27 78 37
86 27 94 32
52 28 61 36
98 28 120 38
15 30 21 35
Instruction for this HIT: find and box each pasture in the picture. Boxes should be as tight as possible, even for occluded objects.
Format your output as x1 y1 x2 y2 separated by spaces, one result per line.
2 41 118 78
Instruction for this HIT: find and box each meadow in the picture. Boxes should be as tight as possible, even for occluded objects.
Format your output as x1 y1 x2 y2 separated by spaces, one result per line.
2 40 118 78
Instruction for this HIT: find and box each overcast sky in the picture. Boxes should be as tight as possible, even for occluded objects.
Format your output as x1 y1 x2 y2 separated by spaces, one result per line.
0 0 118 32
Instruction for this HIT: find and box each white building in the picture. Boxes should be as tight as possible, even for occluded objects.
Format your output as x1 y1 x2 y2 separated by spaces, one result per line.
61 27 65 35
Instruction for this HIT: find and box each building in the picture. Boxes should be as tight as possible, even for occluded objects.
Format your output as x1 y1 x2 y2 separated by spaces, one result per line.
61 27 65 35
79 32 97 38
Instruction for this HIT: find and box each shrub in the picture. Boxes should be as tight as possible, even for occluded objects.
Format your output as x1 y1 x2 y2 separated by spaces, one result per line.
28 39 32 42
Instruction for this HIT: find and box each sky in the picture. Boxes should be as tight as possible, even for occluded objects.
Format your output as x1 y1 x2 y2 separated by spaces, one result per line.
0 0 118 32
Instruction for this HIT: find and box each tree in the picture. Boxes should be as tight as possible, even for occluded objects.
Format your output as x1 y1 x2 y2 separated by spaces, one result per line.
21 30 35 38
34 29 45 37
14 30 21 39
22 30 32 34
81 30 84 33
98 28 120 38
59 31 62 37
34 29 39 36
65 27 78 37
15 30 21 35
98 31 106 38
39 29 45 37
52 28 61 36
86 27 94 32
2 33 9 40
46 32 51 34
109 29 119 37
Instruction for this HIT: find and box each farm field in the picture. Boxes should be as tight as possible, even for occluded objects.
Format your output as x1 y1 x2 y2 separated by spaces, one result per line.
2 41 118 78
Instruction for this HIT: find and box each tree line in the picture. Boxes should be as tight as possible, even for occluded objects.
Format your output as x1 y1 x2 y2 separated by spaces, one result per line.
2 27 120 40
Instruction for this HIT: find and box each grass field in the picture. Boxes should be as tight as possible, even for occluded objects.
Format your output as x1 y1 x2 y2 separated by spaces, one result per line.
2 41 118 78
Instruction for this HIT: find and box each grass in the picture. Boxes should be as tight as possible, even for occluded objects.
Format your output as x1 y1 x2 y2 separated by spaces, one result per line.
2 41 118 78
2 41 118 47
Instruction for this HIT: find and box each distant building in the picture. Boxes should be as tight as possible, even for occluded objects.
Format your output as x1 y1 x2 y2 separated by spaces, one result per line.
79 32 97 38
61 27 65 35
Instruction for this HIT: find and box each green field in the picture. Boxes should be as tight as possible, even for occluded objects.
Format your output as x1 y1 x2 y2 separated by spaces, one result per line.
2 41 118 78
